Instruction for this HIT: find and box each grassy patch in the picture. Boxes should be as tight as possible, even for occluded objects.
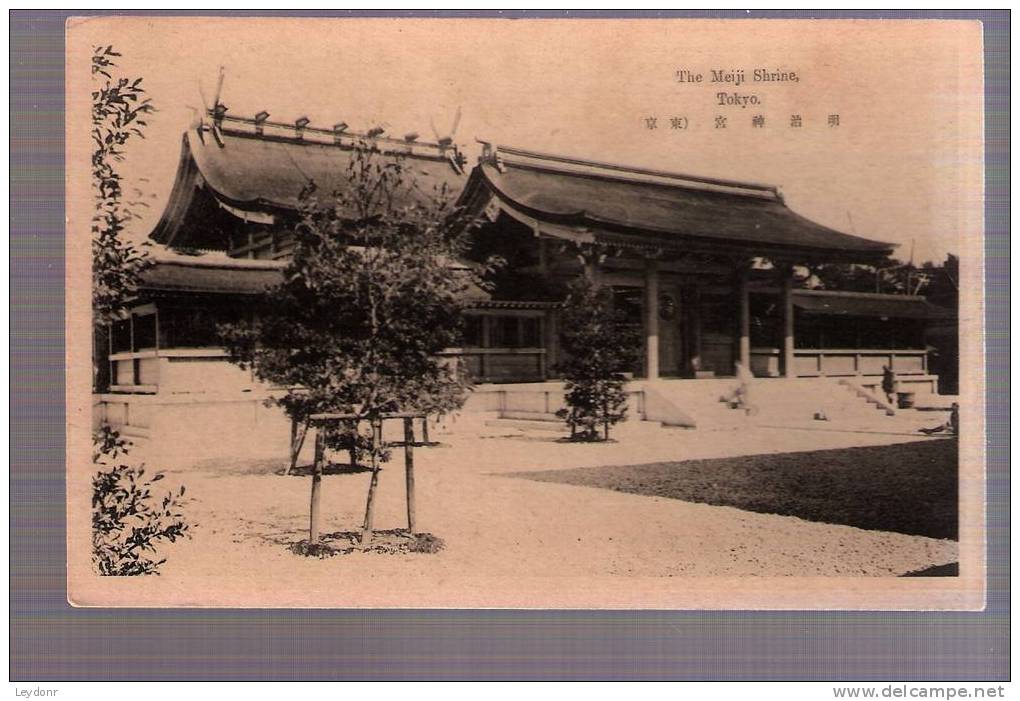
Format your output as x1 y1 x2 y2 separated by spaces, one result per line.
516 439 958 540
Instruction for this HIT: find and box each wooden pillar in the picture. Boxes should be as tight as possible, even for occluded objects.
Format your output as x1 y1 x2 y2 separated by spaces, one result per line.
737 267 751 371
781 269 796 378
544 310 558 379
644 260 660 380
479 316 490 381
686 285 703 375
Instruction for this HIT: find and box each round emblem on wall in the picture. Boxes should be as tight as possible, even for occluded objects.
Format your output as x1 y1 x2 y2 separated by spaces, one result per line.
658 293 677 321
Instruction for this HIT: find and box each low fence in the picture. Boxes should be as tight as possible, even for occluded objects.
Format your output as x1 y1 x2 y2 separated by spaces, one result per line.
750 348 928 378
440 347 547 383
462 382 646 420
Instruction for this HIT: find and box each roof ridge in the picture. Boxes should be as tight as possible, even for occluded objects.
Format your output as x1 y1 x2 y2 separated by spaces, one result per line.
481 142 781 200
209 114 458 163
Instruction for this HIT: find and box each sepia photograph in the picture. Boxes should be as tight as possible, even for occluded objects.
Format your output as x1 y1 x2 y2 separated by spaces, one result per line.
65 16 985 609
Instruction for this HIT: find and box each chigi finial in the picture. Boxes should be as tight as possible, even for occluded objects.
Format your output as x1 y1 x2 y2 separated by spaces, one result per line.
254 110 270 135
218 110 456 161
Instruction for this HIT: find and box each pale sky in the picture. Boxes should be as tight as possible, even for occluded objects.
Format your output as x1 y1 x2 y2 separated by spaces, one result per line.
68 17 984 264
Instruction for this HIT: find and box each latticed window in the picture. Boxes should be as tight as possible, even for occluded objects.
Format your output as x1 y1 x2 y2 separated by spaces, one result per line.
459 314 543 349
133 314 157 350
490 316 520 348
460 315 484 348
521 317 541 347
111 319 132 353
159 306 241 348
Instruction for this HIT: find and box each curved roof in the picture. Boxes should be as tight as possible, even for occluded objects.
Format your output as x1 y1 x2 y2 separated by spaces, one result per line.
150 125 467 248
462 145 895 262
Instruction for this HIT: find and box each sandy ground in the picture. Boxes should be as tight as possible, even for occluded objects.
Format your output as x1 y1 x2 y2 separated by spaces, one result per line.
71 425 963 609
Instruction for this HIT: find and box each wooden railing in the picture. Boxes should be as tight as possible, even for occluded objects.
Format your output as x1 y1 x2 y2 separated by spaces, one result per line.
750 347 928 378
440 347 547 383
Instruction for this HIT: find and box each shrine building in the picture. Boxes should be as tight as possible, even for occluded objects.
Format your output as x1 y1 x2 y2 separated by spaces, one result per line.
94 111 951 455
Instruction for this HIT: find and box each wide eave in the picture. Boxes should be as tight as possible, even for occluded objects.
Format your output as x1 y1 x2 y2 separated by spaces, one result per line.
793 289 955 320
460 145 896 264
136 250 490 302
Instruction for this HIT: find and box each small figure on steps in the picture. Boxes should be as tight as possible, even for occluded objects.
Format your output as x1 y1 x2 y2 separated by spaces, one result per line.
720 361 757 415
920 402 959 436
881 365 898 405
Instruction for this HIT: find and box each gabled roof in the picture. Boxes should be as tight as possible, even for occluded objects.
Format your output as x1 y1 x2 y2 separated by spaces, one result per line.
460 144 896 263
150 119 467 249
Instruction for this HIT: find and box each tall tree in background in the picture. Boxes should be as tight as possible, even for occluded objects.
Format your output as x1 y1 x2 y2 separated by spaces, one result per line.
555 277 637 441
91 45 154 325
807 257 906 294
921 254 959 310
220 143 485 539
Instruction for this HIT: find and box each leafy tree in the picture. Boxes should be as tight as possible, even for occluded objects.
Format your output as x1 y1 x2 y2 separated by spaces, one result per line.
555 277 637 441
92 426 191 576
920 254 960 394
922 254 959 310
806 257 908 294
220 143 483 539
808 254 959 302
91 45 154 325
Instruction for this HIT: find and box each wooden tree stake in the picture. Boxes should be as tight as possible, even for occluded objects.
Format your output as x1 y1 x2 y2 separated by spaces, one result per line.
288 419 308 475
288 418 298 474
309 429 324 543
360 418 383 545
404 417 417 533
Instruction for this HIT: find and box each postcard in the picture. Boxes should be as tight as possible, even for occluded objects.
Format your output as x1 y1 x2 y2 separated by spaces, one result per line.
66 16 984 609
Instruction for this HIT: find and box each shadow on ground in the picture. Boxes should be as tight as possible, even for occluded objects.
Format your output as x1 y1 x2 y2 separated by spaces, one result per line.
511 438 958 540
902 562 959 577
286 462 373 477
189 458 375 476
291 530 445 557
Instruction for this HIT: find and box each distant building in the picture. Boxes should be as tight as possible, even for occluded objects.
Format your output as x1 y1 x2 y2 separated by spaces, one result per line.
94 112 953 455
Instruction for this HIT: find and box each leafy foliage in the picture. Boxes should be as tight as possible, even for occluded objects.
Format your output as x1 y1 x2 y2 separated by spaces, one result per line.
807 261 894 293
806 254 959 298
92 426 191 576
921 254 959 309
220 143 487 537
92 45 154 325
220 143 481 429
555 278 638 441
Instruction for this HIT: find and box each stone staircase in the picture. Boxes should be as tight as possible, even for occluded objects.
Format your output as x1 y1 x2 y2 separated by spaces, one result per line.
644 377 947 435
460 378 952 440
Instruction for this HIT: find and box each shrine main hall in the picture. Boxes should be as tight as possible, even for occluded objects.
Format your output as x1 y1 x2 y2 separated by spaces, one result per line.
95 112 951 452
